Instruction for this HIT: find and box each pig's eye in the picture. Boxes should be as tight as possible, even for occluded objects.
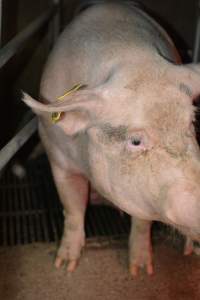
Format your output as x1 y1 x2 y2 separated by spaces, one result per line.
130 138 141 146
125 130 151 154
127 135 145 150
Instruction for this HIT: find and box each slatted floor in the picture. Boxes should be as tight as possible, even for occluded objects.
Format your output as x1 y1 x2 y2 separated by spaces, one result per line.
0 156 130 246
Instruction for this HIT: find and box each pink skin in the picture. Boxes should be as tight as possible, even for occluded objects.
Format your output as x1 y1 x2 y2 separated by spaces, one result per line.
164 183 200 230
22 2 200 276
50 163 88 272
129 219 153 277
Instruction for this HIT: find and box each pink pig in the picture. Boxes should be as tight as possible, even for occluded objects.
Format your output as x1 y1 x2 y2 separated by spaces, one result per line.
23 2 200 276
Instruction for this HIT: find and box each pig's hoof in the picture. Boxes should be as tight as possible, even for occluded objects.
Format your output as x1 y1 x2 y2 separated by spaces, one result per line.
184 237 200 256
55 249 83 272
54 229 85 272
129 246 153 277
55 257 79 272
184 237 194 256
129 260 154 277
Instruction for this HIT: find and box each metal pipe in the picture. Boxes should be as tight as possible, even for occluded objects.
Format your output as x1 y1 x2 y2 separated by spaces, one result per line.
0 5 57 69
193 18 200 62
0 118 37 171
0 3 59 172
0 0 2 47
53 0 60 42
193 0 200 62
48 0 60 50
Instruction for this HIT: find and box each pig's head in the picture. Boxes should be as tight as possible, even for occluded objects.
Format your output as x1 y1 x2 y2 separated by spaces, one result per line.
23 61 200 240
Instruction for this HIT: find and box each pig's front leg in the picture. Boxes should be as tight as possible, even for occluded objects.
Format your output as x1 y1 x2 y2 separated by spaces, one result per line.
129 218 153 277
51 163 88 272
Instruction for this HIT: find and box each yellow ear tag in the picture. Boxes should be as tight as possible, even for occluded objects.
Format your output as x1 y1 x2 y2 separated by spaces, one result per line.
51 83 85 123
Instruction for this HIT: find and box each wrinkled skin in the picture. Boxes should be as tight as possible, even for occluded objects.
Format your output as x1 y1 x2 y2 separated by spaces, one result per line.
23 2 200 276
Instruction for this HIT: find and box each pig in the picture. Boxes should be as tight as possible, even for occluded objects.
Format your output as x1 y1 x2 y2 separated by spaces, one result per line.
22 1 200 276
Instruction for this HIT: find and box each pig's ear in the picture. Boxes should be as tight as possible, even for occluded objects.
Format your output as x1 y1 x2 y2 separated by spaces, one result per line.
22 91 102 136
175 63 200 100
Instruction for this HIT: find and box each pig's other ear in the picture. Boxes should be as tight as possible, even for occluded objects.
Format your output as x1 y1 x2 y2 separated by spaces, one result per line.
175 63 200 100
185 63 200 75
22 91 103 136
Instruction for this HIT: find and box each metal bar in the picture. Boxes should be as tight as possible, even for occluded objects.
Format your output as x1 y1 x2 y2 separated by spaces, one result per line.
193 17 200 62
0 0 2 47
0 5 57 69
53 0 60 41
0 117 37 171
48 0 60 49
193 0 200 62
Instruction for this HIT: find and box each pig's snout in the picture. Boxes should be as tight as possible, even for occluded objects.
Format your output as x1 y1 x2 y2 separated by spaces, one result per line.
163 182 200 231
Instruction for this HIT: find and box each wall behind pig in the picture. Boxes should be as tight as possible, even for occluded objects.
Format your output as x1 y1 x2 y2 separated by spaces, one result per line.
140 0 197 52
0 0 198 148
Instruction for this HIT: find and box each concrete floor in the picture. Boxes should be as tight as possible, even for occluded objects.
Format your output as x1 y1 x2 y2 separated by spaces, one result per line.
0 239 200 300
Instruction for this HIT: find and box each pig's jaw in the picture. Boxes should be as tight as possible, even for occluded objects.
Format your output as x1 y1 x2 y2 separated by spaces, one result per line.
90 174 160 220
173 225 200 242
108 194 158 220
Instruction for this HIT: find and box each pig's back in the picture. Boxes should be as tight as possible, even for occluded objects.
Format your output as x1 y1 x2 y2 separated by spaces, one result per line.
40 2 179 100
65 2 177 60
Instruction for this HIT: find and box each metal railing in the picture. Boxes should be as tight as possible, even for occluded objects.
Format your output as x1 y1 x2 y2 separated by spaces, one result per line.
0 118 38 171
0 1 60 172
193 0 200 62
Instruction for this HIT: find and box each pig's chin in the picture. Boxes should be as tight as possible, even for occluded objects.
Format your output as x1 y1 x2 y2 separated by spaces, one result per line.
169 223 200 242
162 212 200 241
